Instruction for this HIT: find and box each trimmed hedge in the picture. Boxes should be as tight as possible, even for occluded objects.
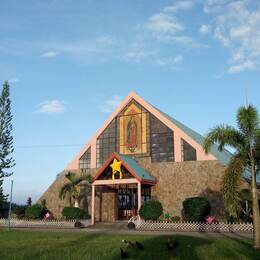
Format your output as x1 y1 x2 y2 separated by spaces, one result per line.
62 207 86 220
139 200 163 221
25 204 43 219
183 197 211 222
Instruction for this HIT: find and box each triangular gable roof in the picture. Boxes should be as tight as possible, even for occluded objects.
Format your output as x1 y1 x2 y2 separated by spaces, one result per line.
94 152 156 184
67 91 237 169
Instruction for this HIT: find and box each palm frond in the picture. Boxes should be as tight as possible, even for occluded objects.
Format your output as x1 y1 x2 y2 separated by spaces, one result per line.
237 105 259 137
65 171 77 183
255 129 260 169
203 124 245 154
59 183 73 200
222 157 244 218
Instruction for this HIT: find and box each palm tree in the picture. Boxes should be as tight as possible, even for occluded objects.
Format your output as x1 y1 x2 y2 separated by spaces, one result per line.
59 171 93 208
203 105 260 249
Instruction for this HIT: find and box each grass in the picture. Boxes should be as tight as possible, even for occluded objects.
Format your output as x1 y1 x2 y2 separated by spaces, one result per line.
0 229 259 259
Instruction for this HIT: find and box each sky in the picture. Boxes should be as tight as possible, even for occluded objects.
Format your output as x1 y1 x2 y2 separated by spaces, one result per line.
1 0 260 204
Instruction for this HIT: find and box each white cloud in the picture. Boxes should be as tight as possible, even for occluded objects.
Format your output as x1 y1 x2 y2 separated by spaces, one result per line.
41 51 58 58
199 24 210 34
99 95 122 113
156 55 183 67
8 78 20 83
164 1 194 13
125 51 146 60
96 36 114 45
205 1 260 73
157 35 193 44
228 60 255 74
203 0 229 13
38 100 66 114
124 48 157 62
145 13 184 34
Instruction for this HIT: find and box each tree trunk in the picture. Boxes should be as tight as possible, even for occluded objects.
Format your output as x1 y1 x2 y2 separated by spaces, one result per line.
250 159 260 249
74 199 79 208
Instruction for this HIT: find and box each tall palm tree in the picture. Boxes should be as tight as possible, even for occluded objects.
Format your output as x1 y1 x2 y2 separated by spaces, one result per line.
203 105 260 249
59 171 93 208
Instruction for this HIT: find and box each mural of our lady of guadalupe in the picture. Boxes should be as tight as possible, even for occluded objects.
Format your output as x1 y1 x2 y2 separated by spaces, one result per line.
126 116 138 152
119 102 148 155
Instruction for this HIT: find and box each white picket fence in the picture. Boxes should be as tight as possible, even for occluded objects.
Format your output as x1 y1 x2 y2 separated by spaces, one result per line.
129 217 253 233
0 218 91 228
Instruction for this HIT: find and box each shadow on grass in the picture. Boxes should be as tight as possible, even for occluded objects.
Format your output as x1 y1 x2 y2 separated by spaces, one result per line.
1 231 260 260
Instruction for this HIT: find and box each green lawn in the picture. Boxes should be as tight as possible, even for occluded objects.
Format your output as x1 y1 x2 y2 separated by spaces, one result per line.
0 230 259 259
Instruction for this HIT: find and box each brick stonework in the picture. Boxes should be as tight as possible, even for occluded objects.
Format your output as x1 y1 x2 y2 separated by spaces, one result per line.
38 159 228 220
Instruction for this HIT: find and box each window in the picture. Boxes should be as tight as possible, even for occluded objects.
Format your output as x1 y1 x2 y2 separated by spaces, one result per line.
181 139 197 161
79 147 91 169
96 119 117 168
150 114 174 162
141 186 151 202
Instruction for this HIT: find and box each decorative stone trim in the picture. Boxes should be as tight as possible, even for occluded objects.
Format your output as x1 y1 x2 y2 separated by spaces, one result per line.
129 217 253 233
0 218 91 228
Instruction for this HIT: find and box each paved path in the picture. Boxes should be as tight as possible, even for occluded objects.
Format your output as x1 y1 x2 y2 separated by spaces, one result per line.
9 227 253 240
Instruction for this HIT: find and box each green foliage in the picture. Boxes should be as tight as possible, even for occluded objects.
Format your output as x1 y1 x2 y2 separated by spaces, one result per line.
0 81 15 178
222 158 244 218
27 197 32 206
12 205 27 219
183 197 211 222
202 105 260 247
0 179 7 209
139 200 163 221
61 207 86 220
171 216 181 222
59 172 93 207
164 213 171 221
25 204 43 219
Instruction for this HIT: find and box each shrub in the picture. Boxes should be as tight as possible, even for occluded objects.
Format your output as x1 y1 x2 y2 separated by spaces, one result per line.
62 207 86 220
25 204 43 219
13 205 27 219
171 216 181 222
183 197 211 222
139 200 163 221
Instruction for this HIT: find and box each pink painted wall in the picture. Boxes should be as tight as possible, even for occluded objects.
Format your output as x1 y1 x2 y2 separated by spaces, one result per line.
66 92 216 170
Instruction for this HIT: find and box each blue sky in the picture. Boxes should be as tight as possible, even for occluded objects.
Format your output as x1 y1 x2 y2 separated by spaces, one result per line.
1 0 260 204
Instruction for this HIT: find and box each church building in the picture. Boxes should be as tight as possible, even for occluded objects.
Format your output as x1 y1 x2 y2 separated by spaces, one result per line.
39 91 236 222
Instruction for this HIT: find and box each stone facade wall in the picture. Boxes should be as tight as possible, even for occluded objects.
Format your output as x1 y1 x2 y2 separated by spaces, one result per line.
37 169 97 219
39 159 228 220
137 159 227 219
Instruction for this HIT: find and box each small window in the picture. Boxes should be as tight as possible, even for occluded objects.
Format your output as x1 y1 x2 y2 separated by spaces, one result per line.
181 139 197 161
79 147 91 169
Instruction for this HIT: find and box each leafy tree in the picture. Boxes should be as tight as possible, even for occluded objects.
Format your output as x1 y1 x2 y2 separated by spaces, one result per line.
27 197 32 206
203 105 260 249
59 171 92 208
0 178 7 208
0 81 15 178
0 81 15 209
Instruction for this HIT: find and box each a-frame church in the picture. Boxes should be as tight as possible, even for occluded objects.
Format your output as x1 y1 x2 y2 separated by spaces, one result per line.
39 91 235 222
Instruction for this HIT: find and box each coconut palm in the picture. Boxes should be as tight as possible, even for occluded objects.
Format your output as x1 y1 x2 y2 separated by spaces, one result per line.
203 105 260 249
59 171 92 208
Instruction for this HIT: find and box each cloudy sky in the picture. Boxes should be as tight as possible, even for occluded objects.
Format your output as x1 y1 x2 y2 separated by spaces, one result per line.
1 0 260 204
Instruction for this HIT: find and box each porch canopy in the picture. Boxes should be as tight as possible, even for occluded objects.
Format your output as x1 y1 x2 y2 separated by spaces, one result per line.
91 152 156 224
